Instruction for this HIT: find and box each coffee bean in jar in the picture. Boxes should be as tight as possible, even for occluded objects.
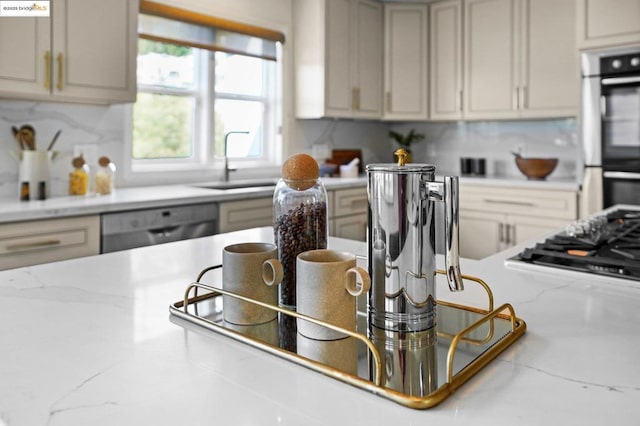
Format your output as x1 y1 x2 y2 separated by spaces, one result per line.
273 153 328 311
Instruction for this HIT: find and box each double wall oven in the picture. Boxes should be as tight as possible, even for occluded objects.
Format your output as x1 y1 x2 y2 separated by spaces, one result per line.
581 47 640 214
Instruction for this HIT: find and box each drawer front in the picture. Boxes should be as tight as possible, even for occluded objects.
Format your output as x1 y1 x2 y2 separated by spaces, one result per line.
333 187 368 217
219 197 273 233
331 215 367 242
0 215 100 270
460 184 578 220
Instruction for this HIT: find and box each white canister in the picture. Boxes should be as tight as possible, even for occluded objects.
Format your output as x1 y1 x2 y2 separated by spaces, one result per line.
17 151 54 200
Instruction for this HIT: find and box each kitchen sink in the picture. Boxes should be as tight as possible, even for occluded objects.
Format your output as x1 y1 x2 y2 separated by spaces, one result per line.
194 179 278 190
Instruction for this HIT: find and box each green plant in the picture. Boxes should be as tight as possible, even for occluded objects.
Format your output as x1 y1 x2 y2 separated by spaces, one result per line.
388 129 425 151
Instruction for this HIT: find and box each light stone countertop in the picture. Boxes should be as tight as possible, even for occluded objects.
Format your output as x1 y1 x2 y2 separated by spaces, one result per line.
0 177 367 224
0 174 579 224
0 225 637 425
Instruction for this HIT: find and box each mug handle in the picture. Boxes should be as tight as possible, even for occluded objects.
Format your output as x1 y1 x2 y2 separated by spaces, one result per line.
345 266 371 296
262 259 284 287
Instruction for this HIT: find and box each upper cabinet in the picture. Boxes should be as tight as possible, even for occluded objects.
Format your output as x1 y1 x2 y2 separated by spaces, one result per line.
0 0 138 104
462 0 578 120
429 0 463 120
383 3 428 121
294 0 383 119
577 0 640 50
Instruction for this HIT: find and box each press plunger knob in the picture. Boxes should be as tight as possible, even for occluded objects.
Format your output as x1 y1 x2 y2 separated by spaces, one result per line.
282 153 320 191
395 148 408 166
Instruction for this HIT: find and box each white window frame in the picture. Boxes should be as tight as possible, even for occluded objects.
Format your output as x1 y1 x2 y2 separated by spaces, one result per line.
125 41 282 182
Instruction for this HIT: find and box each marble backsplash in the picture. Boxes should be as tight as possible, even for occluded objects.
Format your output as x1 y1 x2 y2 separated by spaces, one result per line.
387 119 580 179
1 99 580 199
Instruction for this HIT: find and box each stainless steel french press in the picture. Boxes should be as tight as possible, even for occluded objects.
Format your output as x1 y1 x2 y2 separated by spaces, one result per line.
366 148 464 396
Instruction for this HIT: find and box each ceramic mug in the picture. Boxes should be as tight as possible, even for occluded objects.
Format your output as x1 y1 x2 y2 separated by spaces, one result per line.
297 332 358 374
296 249 370 340
222 242 283 325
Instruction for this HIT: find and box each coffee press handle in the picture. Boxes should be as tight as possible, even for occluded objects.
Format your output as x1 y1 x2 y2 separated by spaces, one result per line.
443 176 464 292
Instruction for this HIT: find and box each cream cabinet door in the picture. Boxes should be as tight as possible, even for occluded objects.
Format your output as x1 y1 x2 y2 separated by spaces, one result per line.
459 210 502 260
353 0 383 118
464 0 519 120
429 0 463 120
332 215 367 241
325 0 353 117
52 0 137 103
520 0 578 118
295 0 381 119
219 198 273 233
577 0 640 49
510 215 567 246
0 18 50 98
0 0 137 103
383 3 428 120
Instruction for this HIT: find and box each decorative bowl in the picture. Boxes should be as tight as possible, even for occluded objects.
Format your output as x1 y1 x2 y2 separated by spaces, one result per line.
515 157 558 180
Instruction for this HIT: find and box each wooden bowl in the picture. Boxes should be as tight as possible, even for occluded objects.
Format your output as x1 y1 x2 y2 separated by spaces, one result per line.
515 157 558 180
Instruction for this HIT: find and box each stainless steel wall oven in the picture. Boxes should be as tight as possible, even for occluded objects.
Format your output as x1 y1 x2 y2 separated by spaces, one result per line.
581 47 640 213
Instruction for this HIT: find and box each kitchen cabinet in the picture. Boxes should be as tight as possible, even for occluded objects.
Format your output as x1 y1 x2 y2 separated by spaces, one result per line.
218 197 273 233
0 0 137 104
329 187 368 241
459 184 578 259
429 0 463 120
294 0 383 119
0 215 100 270
383 3 429 120
218 187 368 241
577 0 640 50
462 0 577 120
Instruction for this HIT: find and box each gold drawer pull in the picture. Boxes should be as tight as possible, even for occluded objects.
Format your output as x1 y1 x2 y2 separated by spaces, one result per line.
44 50 51 89
56 52 63 91
6 239 62 251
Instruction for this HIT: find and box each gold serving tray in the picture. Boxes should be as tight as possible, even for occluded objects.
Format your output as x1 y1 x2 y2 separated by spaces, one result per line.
169 266 526 409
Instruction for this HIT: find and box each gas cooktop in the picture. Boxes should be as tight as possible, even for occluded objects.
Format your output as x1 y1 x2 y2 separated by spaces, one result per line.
508 209 640 281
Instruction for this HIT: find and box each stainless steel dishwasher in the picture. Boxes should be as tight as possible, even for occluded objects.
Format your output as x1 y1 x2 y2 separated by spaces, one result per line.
101 203 218 253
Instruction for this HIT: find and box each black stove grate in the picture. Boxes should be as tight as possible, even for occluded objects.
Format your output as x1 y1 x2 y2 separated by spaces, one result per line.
512 209 640 280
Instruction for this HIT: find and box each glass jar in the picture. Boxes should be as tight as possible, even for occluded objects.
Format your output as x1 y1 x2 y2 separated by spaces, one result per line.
69 156 89 196
95 156 115 195
273 177 328 311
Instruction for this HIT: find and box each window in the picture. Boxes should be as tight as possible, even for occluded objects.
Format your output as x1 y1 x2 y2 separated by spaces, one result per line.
131 2 283 174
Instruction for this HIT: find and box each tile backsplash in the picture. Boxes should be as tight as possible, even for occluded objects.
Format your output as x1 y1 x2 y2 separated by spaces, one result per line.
1 99 580 198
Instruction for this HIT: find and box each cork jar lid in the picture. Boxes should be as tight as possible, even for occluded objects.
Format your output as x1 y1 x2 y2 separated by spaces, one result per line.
282 153 319 191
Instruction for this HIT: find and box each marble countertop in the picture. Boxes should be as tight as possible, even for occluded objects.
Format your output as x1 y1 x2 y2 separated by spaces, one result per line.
0 174 579 224
0 177 367 224
1 226 637 425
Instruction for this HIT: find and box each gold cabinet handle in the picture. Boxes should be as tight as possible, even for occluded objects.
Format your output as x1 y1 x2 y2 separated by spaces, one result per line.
6 239 62 251
386 91 392 112
56 52 63 91
44 51 51 89
351 87 360 110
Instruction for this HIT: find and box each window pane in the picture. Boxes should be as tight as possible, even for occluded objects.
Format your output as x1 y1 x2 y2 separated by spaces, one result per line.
215 99 264 158
137 39 195 89
133 92 194 159
215 52 264 96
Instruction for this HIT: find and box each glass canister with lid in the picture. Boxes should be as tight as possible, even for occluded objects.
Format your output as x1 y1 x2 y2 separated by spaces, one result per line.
95 156 116 195
69 155 90 196
273 153 328 311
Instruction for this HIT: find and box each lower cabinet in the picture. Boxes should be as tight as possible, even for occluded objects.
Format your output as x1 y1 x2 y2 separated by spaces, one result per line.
459 184 578 259
0 215 100 270
218 197 273 233
217 186 368 241
330 187 368 241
